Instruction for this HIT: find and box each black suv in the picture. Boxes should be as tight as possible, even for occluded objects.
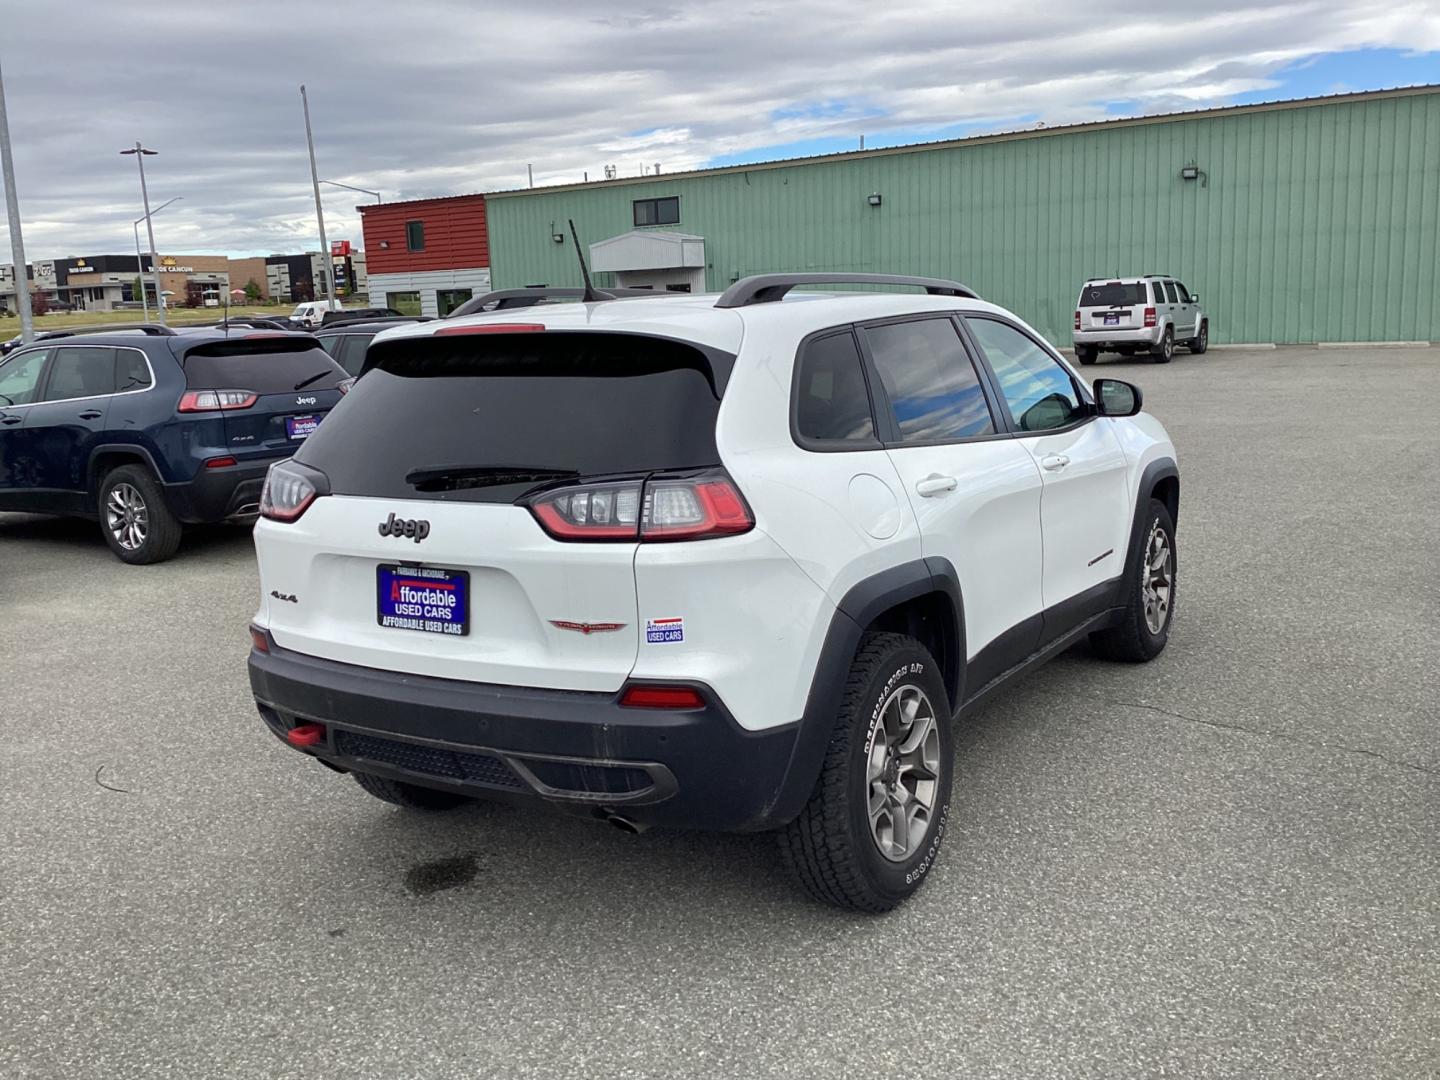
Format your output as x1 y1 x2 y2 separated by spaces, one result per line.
0 330 350 563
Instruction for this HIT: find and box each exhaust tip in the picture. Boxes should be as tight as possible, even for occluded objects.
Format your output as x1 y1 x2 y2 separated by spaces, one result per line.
596 809 649 834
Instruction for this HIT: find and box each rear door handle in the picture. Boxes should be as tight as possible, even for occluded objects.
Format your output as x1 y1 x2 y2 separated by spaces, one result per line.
0 415 21 426
79 410 103 420
915 474 958 497
1041 454 1071 471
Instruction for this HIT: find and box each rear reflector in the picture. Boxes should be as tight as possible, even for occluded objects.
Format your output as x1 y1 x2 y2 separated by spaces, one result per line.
434 323 546 336
249 625 270 652
620 685 705 709
286 723 326 748
205 456 238 469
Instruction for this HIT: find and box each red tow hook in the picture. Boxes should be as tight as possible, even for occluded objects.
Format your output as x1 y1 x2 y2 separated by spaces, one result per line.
286 723 326 748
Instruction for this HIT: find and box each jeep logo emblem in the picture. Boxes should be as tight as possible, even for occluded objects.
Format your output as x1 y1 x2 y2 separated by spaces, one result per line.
296 395 317 406
378 512 430 542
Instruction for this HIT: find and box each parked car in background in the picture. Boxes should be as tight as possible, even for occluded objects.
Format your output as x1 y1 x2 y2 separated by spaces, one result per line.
1 323 176 357
314 317 431 376
289 300 347 328
0 329 352 563
1072 275 1207 364
319 307 404 328
248 273 1180 912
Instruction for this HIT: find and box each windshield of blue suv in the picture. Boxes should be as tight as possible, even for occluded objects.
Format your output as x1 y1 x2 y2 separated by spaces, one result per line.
1080 283 1148 307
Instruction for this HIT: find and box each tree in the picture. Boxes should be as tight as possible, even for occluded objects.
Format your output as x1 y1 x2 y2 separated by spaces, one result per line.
244 278 262 303
30 291 50 316
131 275 144 302
184 282 204 308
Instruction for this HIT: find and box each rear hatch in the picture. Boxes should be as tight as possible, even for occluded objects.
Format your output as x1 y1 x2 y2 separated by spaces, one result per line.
1078 281 1148 330
179 337 348 460
258 329 730 690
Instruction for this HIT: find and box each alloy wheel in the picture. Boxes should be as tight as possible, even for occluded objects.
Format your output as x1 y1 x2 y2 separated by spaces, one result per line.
1142 522 1173 635
105 482 149 552
864 684 941 862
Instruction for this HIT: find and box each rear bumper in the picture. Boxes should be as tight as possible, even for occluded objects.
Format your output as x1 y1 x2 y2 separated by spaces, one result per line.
162 460 271 523
1073 326 1161 348
247 638 808 832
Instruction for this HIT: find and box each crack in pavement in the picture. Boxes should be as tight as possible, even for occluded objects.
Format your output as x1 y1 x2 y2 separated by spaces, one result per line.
1108 700 1439 778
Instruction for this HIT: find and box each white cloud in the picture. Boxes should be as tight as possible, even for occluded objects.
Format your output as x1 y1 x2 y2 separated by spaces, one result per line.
0 0 1435 256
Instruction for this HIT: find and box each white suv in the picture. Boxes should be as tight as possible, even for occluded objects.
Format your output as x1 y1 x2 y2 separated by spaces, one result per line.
1072 275 1208 364
248 274 1180 912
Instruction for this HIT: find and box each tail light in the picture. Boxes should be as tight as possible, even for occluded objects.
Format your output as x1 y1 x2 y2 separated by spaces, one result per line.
1073 311 1081 331
337 378 356 395
1143 307 1157 328
526 469 754 543
178 389 258 412
260 459 329 523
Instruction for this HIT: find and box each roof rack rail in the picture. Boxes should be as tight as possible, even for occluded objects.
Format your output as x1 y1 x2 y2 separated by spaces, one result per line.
446 286 678 318
714 273 980 309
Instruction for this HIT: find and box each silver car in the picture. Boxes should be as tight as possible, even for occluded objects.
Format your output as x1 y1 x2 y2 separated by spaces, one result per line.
1072 275 1208 364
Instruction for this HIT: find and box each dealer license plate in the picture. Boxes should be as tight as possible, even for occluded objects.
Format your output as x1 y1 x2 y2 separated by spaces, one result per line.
286 414 321 440
376 565 469 637
1103 313 1121 326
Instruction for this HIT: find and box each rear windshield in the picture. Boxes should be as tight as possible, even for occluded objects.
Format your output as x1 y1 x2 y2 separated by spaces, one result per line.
181 340 347 394
1079 283 1148 307
295 331 727 504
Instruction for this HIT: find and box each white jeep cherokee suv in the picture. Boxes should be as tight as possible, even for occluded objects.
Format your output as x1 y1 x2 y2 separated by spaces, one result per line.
1072 275 1208 365
248 273 1180 912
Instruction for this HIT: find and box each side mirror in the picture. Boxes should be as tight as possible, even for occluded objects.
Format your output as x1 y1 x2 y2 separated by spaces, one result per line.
1094 378 1142 417
1190 293 1200 303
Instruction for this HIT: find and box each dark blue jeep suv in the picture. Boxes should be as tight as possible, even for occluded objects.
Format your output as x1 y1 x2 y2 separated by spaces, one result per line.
0 330 350 563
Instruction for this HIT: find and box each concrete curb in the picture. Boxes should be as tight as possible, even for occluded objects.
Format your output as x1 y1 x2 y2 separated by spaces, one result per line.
1316 341 1432 349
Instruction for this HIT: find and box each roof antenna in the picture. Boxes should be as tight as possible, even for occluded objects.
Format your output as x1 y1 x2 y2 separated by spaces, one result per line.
568 219 606 303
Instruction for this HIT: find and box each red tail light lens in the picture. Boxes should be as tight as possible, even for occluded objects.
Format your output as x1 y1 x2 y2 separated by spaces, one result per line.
1073 311 1081 331
178 389 258 412
260 460 327 523
525 470 755 543
620 685 705 709
1143 307 1157 328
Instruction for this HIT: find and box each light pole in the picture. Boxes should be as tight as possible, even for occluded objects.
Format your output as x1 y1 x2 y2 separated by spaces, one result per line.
120 142 166 326
0 52 34 343
300 85 331 306
132 196 181 323
318 179 381 203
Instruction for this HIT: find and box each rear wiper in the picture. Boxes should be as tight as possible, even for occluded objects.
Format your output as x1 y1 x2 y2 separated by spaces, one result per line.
405 465 579 493
293 370 332 391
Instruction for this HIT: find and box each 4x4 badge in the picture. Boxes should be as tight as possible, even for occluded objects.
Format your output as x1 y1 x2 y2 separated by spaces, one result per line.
378 513 430 542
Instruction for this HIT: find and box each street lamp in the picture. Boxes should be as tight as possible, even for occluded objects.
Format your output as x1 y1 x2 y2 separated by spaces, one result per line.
120 142 166 326
319 179 381 203
132 196 181 323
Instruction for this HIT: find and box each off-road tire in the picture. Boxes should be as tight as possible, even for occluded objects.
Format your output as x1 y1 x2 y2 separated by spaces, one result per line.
1091 498 1176 662
352 771 472 810
1188 320 1208 354
1075 345 1098 365
98 464 183 565
779 633 954 912
1151 328 1174 363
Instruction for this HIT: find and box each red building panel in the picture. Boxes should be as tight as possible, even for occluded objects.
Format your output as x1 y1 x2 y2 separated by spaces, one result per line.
359 194 489 274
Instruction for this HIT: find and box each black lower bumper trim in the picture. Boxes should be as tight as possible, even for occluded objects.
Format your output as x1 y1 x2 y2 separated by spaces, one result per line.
163 461 271 523
248 642 802 832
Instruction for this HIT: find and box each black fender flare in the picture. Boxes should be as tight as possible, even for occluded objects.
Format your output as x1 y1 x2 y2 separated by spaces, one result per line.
88 443 167 493
765 558 966 828
1123 458 1179 584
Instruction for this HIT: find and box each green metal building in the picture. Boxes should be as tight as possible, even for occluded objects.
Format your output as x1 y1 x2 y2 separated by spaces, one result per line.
486 85 1440 345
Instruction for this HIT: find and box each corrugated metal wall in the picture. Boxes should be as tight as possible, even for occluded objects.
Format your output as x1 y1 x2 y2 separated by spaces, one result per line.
487 88 1440 345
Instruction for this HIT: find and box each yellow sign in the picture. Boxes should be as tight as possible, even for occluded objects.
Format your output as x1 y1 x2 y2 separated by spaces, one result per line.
160 256 178 268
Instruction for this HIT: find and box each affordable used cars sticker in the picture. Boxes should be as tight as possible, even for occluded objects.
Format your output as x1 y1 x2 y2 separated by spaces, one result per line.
645 617 684 644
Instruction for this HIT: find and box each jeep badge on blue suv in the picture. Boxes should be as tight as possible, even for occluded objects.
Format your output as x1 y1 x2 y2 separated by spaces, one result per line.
0 329 352 563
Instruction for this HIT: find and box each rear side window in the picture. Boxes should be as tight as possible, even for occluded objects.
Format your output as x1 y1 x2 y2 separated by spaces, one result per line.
794 331 876 445
0 349 49 406
42 346 115 401
1080 283 1147 307
864 318 994 442
182 340 347 394
115 349 152 392
296 332 728 504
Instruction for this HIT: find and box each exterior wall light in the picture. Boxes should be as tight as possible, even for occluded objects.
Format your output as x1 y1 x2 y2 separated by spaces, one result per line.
867 193 883 207
378 240 390 249
552 232 566 244
1180 163 1208 187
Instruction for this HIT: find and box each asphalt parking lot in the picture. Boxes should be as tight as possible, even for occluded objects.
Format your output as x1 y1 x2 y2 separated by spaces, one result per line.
1 344 1436 1079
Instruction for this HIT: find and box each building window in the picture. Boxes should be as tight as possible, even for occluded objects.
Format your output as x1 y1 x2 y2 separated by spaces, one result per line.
406 221 425 251
632 196 680 227
436 289 472 316
387 291 422 316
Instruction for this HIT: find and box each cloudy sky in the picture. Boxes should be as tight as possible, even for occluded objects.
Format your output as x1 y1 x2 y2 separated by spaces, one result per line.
1 1 1437 260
